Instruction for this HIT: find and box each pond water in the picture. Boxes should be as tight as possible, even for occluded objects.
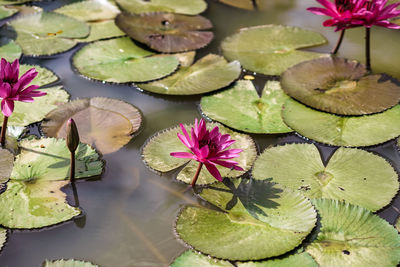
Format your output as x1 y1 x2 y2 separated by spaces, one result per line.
1 0 400 266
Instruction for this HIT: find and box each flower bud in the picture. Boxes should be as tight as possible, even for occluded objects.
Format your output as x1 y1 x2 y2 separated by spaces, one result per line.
66 118 79 153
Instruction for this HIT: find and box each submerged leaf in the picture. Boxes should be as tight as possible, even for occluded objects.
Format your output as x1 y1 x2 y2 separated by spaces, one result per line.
72 37 179 83
307 199 400 267
201 80 292 134
171 250 234 267
142 123 257 185
252 143 398 211
221 25 328 75
43 259 98 267
115 12 213 53
138 54 241 95
54 0 120 22
0 5 17 20
116 0 207 15
0 228 6 252
42 97 142 154
77 20 126 43
175 178 317 260
282 99 400 147
10 12 90 56
237 252 318 266
0 41 21 61
0 148 13 189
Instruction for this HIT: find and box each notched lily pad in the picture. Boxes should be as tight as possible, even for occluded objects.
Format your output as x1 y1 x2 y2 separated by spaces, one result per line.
0 148 13 190
237 252 318 266
282 98 400 147
54 0 120 22
115 12 214 53
142 123 257 185
72 37 179 83
307 199 400 267
10 12 90 56
171 250 234 266
0 228 6 252
43 259 99 267
77 20 126 43
0 86 69 127
281 57 400 115
201 80 292 134
221 25 328 76
138 54 241 95
0 41 21 61
252 143 398 211
175 178 317 260
42 97 142 155
116 0 207 15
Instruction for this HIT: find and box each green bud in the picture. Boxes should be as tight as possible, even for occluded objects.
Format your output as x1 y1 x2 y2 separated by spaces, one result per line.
66 118 80 153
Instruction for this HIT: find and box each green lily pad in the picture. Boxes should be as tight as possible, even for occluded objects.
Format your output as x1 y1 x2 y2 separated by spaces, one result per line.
137 54 241 95
0 0 39 4
252 143 398 211
221 25 328 76
237 252 318 267
282 98 400 147
0 228 6 252
201 80 292 134
281 57 400 115
43 259 98 267
20 64 59 87
0 86 69 127
396 217 400 232
10 12 90 56
0 5 17 20
0 41 21 61
171 250 234 267
142 123 257 185
42 97 143 155
306 199 400 267
175 178 317 260
217 0 254 10
54 0 120 22
115 12 213 53
77 20 126 43
116 0 207 15
72 37 179 83
0 148 13 189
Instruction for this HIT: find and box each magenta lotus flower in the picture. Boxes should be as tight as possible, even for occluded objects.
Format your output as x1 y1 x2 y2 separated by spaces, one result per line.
170 119 244 186
353 0 400 29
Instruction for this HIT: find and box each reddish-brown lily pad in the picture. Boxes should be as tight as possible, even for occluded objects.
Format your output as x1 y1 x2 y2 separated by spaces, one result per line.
115 12 213 53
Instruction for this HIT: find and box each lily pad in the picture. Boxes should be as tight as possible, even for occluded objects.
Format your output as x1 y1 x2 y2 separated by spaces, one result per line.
72 37 179 83
20 64 59 87
10 12 90 56
137 54 241 95
221 25 328 76
116 0 207 15
142 123 257 185
54 0 120 22
77 20 126 43
42 97 142 155
396 217 400 232
252 143 398 211
171 250 234 267
201 80 292 134
0 148 13 189
237 252 318 267
282 98 400 147
0 0 38 4
0 41 21 61
0 5 17 20
0 86 69 127
43 259 98 267
281 57 400 115
217 0 254 10
306 199 400 267
175 178 317 260
0 228 6 252
115 12 214 53
9 5 42 16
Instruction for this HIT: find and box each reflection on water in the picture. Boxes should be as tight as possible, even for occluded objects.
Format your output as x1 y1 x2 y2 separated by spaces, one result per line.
1 0 400 266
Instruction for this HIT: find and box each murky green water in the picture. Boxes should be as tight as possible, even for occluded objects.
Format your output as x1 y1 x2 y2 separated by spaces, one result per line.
1 0 400 266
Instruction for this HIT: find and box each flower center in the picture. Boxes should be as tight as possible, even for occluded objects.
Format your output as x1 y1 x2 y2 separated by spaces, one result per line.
335 0 354 13
199 139 218 153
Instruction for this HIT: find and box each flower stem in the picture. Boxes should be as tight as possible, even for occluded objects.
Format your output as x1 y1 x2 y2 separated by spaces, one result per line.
365 27 371 72
331 29 346 55
70 151 76 183
0 116 8 148
191 162 203 187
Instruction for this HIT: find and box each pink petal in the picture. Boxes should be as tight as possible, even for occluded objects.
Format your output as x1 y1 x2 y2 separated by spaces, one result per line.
11 59 19 80
170 152 196 159
177 133 192 148
211 159 244 171
179 123 194 147
204 163 222 181
199 145 209 159
1 99 14 117
307 7 338 17
14 68 38 93
0 83 11 98
19 85 40 95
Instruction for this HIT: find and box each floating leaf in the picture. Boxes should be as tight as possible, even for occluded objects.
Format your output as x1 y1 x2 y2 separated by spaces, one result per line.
54 0 120 22
10 12 90 56
306 199 400 267
116 0 207 15
0 5 17 20
20 64 59 87
171 250 234 267
9 5 42 16
396 217 400 232
0 148 13 189
0 228 6 252
142 123 257 185
175 178 317 260
237 252 318 267
217 0 254 10
115 12 213 53
0 41 21 61
282 98 400 147
0 0 38 4
42 97 142 154
72 37 179 83
138 54 240 95
201 80 292 134
281 57 400 115
77 20 126 43
0 86 69 127
221 25 328 76
43 259 98 267
252 143 398 211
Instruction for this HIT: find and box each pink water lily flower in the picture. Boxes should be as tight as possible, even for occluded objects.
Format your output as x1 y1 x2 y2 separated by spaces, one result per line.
0 58 46 117
171 119 244 186
353 0 400 29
